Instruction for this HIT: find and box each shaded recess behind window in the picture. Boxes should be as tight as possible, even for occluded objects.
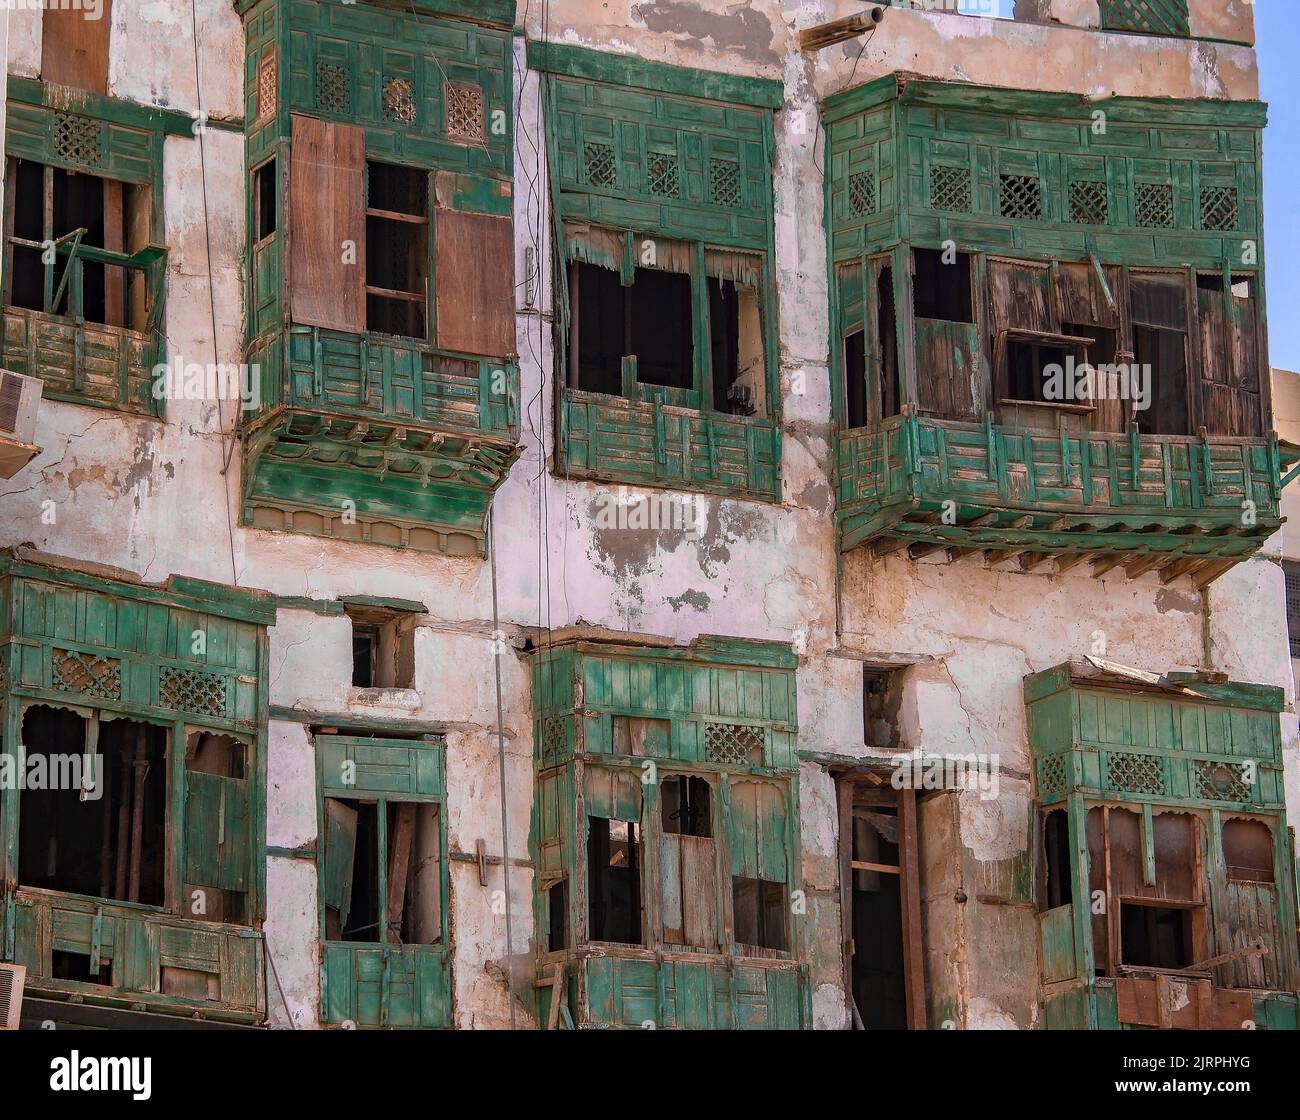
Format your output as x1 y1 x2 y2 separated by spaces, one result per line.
570 259 762 415
1042 808 1072 909
18 705 167 907
1121 902 1193 970
325 797 441 944
546 879 568 951
863 666 902 750
7 157 148 329
255 159 277 241
185 731 248 924
733 875 786 951
587 816 642 944
661 775 711 836
1005 338 1071 404
347 607 416 689
843 265 897 428
913 247 972 322
851 796 904 1028
366 161 428 339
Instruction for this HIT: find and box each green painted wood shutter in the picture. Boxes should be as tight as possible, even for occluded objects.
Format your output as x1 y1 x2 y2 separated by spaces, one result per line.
184 770 251 894
321 798 359 929
728 779 788 884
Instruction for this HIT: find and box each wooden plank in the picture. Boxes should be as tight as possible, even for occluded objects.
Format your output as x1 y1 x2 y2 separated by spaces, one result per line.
435 209 515 358
289 114 365 333
898 787 926 1030
386 802 417 934
42 1 113 95
680 834 718 950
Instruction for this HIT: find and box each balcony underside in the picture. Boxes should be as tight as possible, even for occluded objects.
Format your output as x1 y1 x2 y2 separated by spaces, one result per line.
241 408 520 556
838 416 1292 584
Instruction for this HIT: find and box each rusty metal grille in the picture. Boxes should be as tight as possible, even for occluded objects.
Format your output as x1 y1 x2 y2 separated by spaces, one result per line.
53 648 121 700
1069 180 1108 225
1200 185 1238 231
159 665 227 717
1135 182 1174 227
583 141 616 188
703 722 764 766
930 164 971 213
999 174 1042 220
53 113 103 168
315 61 351 113
709 159 741 208
540 716 566 767
444 80 485 143
848 170 876 216
256 51 277 123
382 76 416 124
1099 0 1189 37
1038 754 1068 802
647 153 680 198
1105 752 1164 796
1193 760 1252 802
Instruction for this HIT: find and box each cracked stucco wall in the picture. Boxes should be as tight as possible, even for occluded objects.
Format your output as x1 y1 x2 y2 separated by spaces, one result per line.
0 1 1286 1030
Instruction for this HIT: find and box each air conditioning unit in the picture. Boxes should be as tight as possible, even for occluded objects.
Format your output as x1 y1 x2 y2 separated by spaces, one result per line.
0 962 26 1030
0 369 42 479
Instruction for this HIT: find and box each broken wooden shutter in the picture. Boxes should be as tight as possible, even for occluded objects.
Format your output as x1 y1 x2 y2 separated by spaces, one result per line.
184 769 251 898
434 208 514 357
659 831 718 949
1056 260 1125 432
728 779 789 951
1130 273 1190 435
584 766 642 823
1197 281 1262 437
289 113 365 333
42 0 113 95
321 798 359 933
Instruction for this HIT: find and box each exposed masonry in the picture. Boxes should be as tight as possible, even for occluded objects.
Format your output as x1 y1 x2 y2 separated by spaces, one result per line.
0 0 1295 1032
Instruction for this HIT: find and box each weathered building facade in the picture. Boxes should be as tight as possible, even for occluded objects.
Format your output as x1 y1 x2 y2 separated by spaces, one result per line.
0 0 1297 1031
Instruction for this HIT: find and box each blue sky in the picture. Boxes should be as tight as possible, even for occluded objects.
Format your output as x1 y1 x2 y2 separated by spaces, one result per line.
1257 1 1298 371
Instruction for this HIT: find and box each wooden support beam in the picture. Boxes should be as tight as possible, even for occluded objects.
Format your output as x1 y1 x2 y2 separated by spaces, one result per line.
1124 553 1170 579
898 788 926 1030
983 549 1023 566
966 512 1000 528
908 541 947 560
1158 556 1205 584
872 535 910 558
1019 551 1053 572
1090 554 1127 578
796 8 884 52
1054 552 1095 574
1192 559 1237 588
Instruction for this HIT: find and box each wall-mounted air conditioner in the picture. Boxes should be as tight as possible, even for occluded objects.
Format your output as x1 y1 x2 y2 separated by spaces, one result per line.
0 962 26 1030
0 369 42 479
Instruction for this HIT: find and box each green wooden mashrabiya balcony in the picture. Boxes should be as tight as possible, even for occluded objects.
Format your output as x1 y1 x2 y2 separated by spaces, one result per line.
237 0 521 556
529 634 811 1029
1026 658 1299 1031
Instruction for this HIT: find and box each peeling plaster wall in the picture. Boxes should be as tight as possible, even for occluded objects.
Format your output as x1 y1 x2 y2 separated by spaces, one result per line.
0 1 1288 1031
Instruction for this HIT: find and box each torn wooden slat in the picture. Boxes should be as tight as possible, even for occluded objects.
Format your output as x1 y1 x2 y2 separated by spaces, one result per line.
386 802 417 937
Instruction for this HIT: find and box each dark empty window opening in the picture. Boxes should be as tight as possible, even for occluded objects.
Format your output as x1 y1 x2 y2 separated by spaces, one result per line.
863 667 902 750
1133 325 1188 435
1005 338 1071 404
254 159 277 242
1197 272 1254 299
877 266 899 418
1043 809 1073 909
384 800 442 945
733 876 786 953
365 161 428 339
708 276 765 416
567 260 694 398
1120 902 1193 970
587 816 642 945
844 329 867 429
18 706 167 907
912 248 973 323
352 624 379 688
546 879 568 952
6 158 146 330
1062 322 1117 372
51 949 112 986
850 801 904 1029
347 605 416 690
630 267 693 391
660 776 712 837
334 799 380 942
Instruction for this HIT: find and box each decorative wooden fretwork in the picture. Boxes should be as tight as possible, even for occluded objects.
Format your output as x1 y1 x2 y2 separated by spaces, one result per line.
53 648 121 701
52 112 104 168
709 159 741 208
540 716 566 767
444 80 485 144
1193 759 1252 802
848 170 876 217
647 153 680 199
315 61 351 114
1135 182 1174 228
1069 180 1108 225
382 76 416 124
1099 0 1189 38
929 164 971 213
256 51 277 123
999 174 1042 220
159 665 227 718
583 141 616 189
1038 754 1067 803
1105 752 1165 796
703 722 764 766
1200 186 1238 232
